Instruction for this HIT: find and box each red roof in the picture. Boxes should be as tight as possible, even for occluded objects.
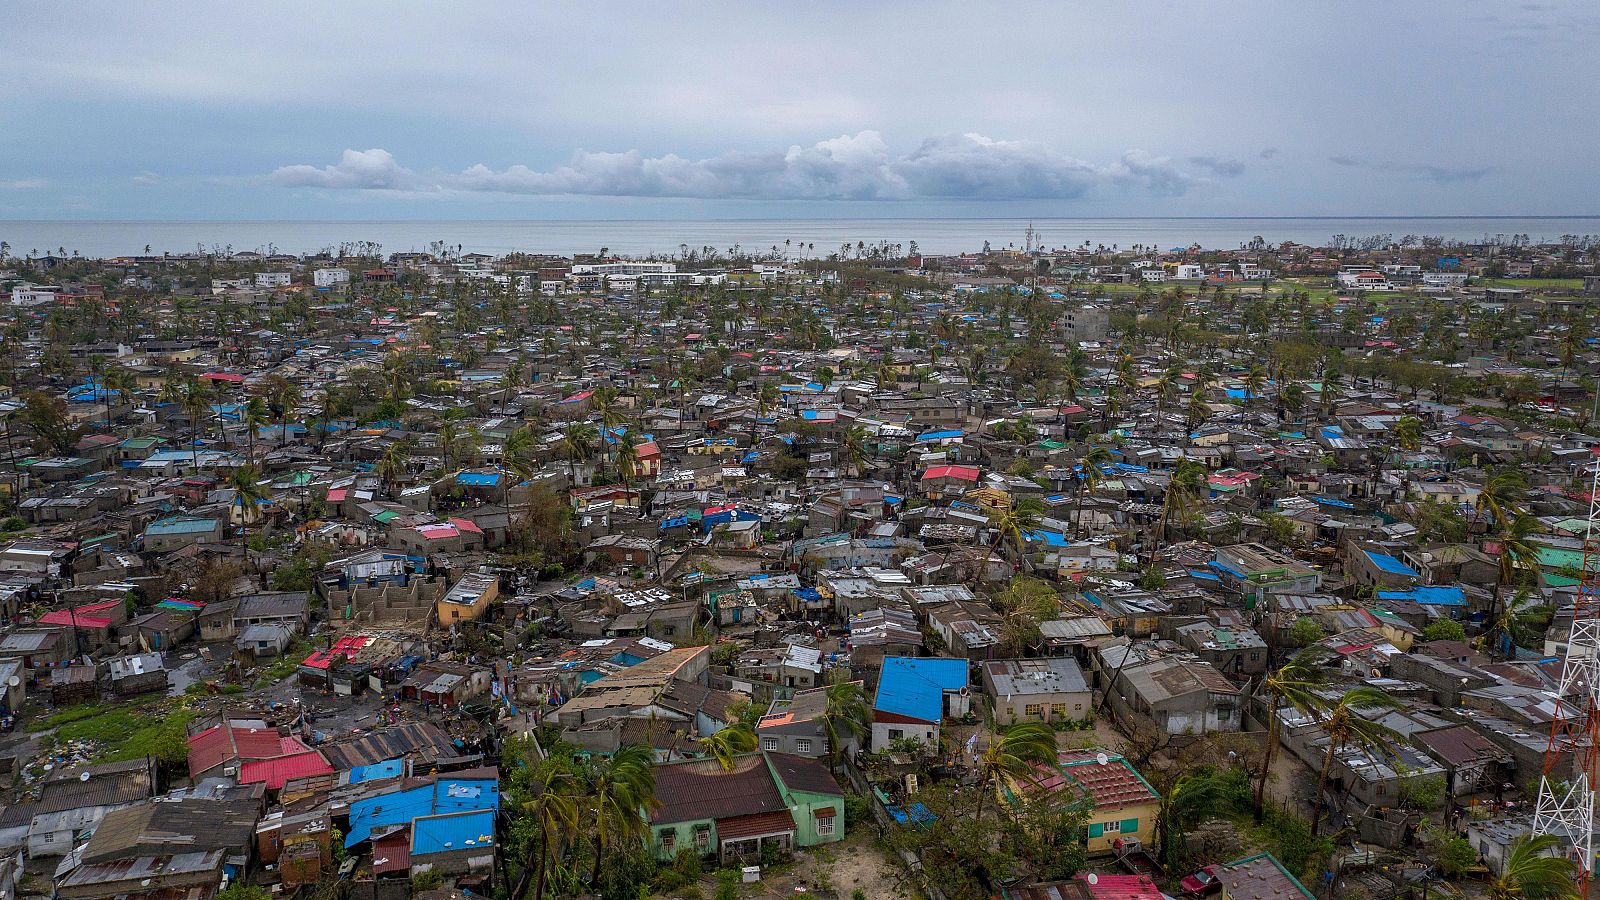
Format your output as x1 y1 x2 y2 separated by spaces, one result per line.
301 635 374 670
38 599 122 630
187 725 317 777
372 829 411 875
636 441 661 459
921 465 980 482
239 749 334 789
1078 874 1163 900
714 810 796 840
448 517 483 535
325 488 348 502
200 372 245 383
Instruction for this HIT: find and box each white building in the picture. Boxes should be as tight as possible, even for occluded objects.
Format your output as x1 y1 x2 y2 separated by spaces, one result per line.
570 261 676 277
9 285 58 307
312 268 350 288
210 278 249 294
1140 269 1168 283
254 272 292 288
1174 264 1203 280
1422 272 1469 289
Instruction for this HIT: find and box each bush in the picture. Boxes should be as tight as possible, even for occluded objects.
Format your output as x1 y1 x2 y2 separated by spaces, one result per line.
714 868 740 900
1421 619 1466 643
852 891 867 900
843 793 871 829
0 516 24 532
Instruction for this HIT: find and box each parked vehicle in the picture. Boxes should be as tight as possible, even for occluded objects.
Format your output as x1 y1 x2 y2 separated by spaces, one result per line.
1113 837 1164 878
1181 864 1225 894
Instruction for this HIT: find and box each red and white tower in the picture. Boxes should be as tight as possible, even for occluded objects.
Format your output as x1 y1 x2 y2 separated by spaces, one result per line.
1533 447 1600 897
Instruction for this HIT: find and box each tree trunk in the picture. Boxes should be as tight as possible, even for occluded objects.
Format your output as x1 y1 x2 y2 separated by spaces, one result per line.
1311 739 1339 836
531 832 550 900
1253 693 1281 823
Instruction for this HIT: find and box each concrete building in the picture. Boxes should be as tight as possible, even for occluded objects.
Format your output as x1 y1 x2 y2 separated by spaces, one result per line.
981 657 1091 725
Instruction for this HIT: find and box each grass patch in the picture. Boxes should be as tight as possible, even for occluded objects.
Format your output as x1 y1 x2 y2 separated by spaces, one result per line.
254 639 315 688
30 700 197 765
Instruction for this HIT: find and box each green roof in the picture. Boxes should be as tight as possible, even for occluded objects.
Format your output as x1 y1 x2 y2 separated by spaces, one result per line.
1537 546 1583 570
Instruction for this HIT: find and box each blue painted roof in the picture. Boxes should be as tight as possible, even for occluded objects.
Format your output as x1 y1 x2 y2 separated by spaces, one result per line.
1366 550 1419 577
916 429 963 441
411 809 496 856
1311 495 1356 509
1025 530 1069 548
456 472 501 486
874 657 967 723
1378 585 1465 606
146 516 219 535
349 758 405 784
345 775 499 847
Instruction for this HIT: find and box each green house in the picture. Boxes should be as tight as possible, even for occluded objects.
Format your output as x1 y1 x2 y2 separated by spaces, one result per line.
648 751 844 863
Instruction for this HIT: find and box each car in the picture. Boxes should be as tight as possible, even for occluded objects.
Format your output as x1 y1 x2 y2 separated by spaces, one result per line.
1181 865 1224 894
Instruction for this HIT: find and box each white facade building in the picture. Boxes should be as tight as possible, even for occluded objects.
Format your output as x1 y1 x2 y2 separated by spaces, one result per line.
313 268 350 288
9 285 57 306
254 272 292 288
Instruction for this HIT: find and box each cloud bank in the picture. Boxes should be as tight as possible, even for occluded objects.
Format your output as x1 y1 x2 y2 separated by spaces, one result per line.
1328 155 1492 184
263 133 1240 201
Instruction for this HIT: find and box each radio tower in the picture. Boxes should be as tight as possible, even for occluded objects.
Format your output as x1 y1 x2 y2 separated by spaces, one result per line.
1533 446 1600 898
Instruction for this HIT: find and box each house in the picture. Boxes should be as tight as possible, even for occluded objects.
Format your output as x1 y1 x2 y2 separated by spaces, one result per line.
1211 544 1320 604
237 623 295 658
107 652 167 696
233 592 310 633
1104 651 1242 734
982 657 1091 725
1213 853 1315 900
648 752 843 863
1002 749 1160 855
1349 545 1421 590
870 656 970 751
437 571 498 624
141 515 224 552
757 684 859 760
187 718 324 780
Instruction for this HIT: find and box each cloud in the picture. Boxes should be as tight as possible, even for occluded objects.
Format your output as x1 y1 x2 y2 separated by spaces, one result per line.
0 179 46 190
1329 155 1492 184
265 148 418 190
1186 155 1247 178
1259 147 1280 159
131 171 160 186
267 134 1216 201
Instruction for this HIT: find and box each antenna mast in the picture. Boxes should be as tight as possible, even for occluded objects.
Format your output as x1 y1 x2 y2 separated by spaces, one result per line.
1533 446 1600 897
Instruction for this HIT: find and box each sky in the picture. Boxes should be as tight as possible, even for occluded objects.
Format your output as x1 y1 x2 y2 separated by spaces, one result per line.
2 0 1597 220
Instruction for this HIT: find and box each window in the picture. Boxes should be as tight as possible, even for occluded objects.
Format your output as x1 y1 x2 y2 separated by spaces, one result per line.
1024 703 1044 717
660 830 676 854
694 826 711 851
1103 819 1122 834
1249 651 1261 661
817 816 836 836
796 739 812 754
888 728 904 740
762 737 779 751
1050 704 1067 718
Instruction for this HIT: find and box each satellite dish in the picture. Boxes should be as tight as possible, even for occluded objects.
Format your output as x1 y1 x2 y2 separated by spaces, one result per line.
1087 874 1099 885
79 771 91 782
1096 752 1110 766
6 677 17 687
141 880 152 888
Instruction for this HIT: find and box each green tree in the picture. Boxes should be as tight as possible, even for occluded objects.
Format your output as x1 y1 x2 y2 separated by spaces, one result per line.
698 724 757 772
1152 460 1207 559
1311 686 1403 835
1254 647 1330 822
21 390 82 455
1489 833 1579 900
821 671 870 777
1421 618 1467 642
973 721 1058 821
1288 617 1325 647
583 744 660 886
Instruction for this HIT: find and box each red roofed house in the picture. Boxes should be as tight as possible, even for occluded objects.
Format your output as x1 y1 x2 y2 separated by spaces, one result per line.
920 465 981 500
188 717 324 780
239 748 335 791
37 599 128 650
628 441 662 479
1003 749 1160 855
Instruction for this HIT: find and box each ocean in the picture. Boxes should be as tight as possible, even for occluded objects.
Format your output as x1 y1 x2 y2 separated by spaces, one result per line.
3 217 1599 259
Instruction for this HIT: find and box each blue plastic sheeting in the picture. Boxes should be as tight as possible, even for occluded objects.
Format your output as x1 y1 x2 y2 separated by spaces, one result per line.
345 776 499 846
1024 530 1069 548
1377 586 1465 607
1188 569 1222 581
1311 496 1356 509
411 809 496 856
887 803 936 825
1210 560 1248 580
349 758 405 784
455 472 501 486
793 588 822 602
874 657 967 723
916 429 964 441
1366 551 1419 577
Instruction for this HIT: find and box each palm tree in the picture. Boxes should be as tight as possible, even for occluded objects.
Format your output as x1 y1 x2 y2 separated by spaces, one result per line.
375 439 413 497
179 377 212 457
1488 514 1546 651
1074 446 1114 539
1244 364 1266 406
841 424 869 477
698 723 757 772
1310 686 1404 835
1393 416 1423 452
1253 647 1330 822
1474 470 1528 533
503 426 538 529
1488 833 1579 900
518 759 582 900
242 396 270 464
984 497 1046 576
1484 587 1550 661
583 744 659 886
266 376 301 448
560 423 597 483
1151 460 1207 560
820 672 870 777
1157 768 1230 868
974 721 1058 821
228 464 269 544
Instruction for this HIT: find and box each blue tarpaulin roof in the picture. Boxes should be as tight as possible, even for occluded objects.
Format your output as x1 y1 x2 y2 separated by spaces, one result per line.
455 472 501 486
874 657 967 723
349 758 405 784
1311 496 1356 509
346 775 500 847
1365 550 1419 577
1378 585 1465 606
411 809 496 856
